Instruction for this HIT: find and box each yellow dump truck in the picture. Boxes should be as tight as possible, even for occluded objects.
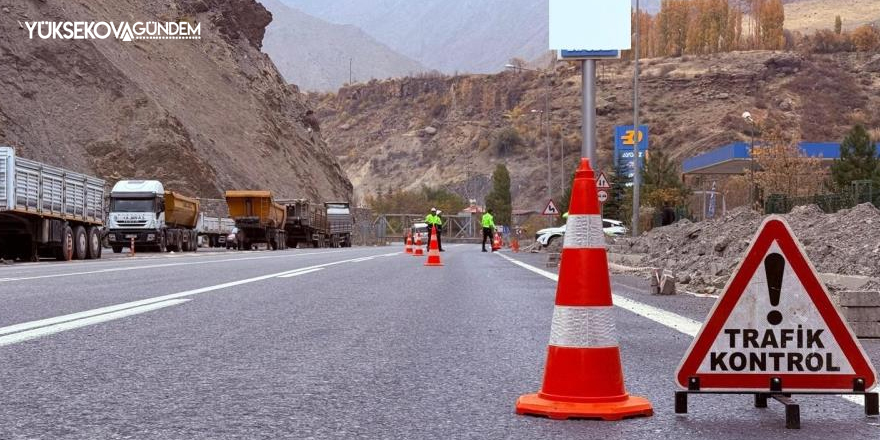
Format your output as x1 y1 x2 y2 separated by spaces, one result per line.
225 190 288 251
107 180 201 253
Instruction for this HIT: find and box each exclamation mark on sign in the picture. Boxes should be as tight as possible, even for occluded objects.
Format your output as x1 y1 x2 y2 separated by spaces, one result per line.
764 253 785 325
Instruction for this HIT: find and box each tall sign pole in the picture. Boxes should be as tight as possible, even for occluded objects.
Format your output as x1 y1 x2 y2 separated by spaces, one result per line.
632 0 641 236
583 60 596 165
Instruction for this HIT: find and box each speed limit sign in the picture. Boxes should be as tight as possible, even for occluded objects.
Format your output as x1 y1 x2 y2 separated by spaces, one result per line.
597 189 609 204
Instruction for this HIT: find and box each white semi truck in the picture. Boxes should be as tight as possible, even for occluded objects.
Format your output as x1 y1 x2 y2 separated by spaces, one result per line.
106 180 200 253
0 146 105 262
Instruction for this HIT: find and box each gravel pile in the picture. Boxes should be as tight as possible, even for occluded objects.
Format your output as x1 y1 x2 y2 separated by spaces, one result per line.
615 203 880 293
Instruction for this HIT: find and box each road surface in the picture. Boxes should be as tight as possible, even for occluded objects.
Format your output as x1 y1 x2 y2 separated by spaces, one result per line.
0 245 877 439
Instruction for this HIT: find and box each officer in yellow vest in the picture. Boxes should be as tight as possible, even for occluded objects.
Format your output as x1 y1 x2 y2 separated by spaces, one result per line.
481 209 495 252
425 208 443 251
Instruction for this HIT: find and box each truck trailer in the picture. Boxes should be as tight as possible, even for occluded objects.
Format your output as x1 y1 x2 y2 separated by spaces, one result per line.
197 214 235 248
0 146 105 262
225 190 288 251
325 201 353 248
280 199 328 248
106 180 200 253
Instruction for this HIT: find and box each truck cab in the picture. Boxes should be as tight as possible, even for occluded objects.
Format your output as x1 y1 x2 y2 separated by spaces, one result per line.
107 180 199 253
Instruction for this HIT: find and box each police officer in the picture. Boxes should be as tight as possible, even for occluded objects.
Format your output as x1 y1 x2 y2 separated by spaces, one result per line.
425 208 441 251
435 210 445 252
481 209 495 252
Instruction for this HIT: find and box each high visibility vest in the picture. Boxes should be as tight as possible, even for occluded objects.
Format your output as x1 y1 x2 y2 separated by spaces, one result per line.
481 213 495 228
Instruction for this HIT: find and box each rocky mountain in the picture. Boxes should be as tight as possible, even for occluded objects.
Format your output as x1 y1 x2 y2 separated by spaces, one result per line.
0 0 351 206
261 0 425 92
280 0 551 74
311 51 880 210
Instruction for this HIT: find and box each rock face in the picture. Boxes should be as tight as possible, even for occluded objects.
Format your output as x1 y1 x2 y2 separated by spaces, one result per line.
313 51 880 209
0 0 351 206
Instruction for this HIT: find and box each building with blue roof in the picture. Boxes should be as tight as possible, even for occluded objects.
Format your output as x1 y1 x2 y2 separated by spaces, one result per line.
682 142 879 176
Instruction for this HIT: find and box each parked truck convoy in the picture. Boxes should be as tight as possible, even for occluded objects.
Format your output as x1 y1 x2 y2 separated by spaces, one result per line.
107 180 200 253
0 146 105 261
225 190 288 251
197 214 235 248
279 199 354 248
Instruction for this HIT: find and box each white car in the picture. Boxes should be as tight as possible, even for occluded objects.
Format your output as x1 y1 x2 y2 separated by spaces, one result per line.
535 219 628 247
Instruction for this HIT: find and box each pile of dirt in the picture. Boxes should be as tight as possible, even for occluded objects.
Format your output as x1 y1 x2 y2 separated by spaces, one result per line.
615 203 880 293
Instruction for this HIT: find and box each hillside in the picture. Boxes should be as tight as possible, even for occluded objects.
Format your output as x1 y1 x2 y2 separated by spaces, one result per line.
312 51 880 210
0 0 351 205
785 0 880 33
261 0 425 92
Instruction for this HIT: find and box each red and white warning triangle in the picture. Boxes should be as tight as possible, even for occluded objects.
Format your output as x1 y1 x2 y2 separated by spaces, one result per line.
676 216 877 392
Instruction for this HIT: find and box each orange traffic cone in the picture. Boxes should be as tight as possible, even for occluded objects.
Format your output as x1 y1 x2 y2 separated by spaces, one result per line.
515 158 653 421
492 232 502 252
405 232 413 254
424 226 443 266
512 237 520 253
413 233 424 256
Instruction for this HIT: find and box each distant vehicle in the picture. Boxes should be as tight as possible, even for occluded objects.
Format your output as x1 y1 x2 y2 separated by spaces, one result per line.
225 227 239 249
106 180 200 253
281 199 328 248
225 190 288 251
0 146 105 262
410 222 429 241
535 219 629 247
197 214 235 248
325 201 353 248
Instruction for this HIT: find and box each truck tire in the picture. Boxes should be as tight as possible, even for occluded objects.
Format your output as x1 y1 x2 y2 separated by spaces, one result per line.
112 245 123 254
191 231 198 252
158 234 167 253
86 227 102 260
56 225 74 261
72 226 87 260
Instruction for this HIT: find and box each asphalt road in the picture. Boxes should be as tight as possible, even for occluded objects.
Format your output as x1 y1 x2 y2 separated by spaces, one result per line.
0 245 877 439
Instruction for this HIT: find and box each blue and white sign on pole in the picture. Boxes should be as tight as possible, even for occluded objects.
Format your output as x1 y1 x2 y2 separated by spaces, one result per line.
614 125 650 183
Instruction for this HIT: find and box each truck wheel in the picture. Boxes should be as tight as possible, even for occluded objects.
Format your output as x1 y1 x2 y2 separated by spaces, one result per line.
158 235 167 253
112 245 123 254
191 232 198 252
56 225 74 261
72 226 87 260
86 227 102 259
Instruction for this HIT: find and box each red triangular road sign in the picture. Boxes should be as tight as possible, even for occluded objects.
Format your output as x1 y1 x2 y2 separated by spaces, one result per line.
542 200 559 216
596 172 611 189
676 216 877 392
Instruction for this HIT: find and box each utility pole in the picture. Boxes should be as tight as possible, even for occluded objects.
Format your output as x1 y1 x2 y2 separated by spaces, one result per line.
349 58 353 85
560 126 565 195
631 0 642 237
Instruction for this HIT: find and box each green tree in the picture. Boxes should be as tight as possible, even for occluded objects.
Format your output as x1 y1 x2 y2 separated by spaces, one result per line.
485 164 512 225
831 125 880 190
834 15 843 35
642 150 689 208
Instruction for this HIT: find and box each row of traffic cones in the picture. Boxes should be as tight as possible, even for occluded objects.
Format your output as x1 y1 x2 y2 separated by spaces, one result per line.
404 227 442 266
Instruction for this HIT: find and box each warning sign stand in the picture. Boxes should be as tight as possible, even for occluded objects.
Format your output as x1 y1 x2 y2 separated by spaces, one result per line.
673 216 879 429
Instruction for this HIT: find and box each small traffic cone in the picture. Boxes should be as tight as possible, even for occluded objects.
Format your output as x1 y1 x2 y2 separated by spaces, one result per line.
491 232 502 252
424 226 443 266
512 237 520 253
413 233 424 256
405 232 413 254
515 158 653 421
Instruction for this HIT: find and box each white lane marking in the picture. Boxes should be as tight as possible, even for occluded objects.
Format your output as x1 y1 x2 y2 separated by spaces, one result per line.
277 268 324 278
495 252 871 406
0 252 398 346
0 249 372 283
0 299 189 347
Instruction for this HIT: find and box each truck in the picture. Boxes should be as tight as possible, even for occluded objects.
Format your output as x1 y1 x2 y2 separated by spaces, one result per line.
225 190 288 251
0 146 105 262
106 180 200 253
325 201 353 248
197 214 235 248
280 199 328 248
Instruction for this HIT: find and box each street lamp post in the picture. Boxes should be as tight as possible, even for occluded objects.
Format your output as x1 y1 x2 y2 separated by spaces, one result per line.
632 0 642 237
742 111 757 209
507 64 555 220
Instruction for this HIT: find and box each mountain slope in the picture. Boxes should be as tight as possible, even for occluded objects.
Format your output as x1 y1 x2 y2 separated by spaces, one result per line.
0 0 351 205
261 0 425 92
312 51 880 210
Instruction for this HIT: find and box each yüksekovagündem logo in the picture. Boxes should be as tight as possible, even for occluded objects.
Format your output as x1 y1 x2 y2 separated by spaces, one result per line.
21 21 201 41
